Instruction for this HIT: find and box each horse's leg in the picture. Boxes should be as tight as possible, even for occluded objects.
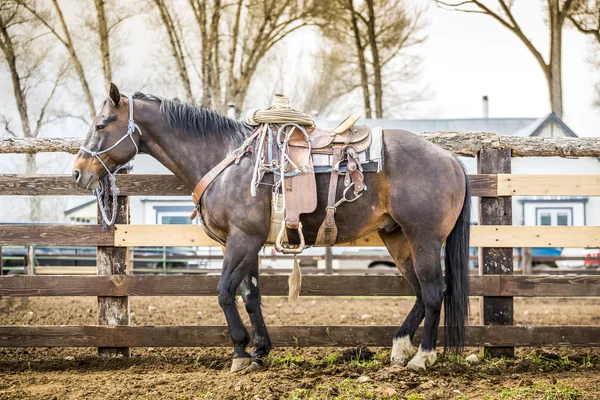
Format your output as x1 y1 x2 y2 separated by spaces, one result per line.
405 236 444 371
379 229 424 366
239 262 271 369
217 234 264 373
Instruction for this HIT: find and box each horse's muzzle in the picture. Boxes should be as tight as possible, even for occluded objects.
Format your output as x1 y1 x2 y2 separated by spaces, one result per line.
72 168 97 190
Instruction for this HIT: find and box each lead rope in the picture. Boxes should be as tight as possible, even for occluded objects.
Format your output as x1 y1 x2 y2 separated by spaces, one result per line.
80 94 141 231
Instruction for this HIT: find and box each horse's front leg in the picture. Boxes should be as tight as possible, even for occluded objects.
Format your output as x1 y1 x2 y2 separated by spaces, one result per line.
239 262 271 369
217 234 264 373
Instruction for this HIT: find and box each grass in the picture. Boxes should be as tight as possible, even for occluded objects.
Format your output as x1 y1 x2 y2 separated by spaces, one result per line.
498 382 583 400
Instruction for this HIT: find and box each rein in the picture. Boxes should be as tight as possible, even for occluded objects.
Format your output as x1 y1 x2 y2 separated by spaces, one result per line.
80 95 142 229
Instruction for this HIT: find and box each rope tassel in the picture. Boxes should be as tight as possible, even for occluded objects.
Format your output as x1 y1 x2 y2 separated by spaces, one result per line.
288 255 302 302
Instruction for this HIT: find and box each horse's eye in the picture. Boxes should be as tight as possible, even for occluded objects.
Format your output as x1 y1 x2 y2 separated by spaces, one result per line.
96 124 105 131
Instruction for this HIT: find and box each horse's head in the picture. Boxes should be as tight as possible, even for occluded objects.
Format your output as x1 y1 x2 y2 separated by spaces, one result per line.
72 83 141 190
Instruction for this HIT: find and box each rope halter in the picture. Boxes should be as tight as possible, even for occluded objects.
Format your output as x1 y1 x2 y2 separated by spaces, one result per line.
79 94 142 229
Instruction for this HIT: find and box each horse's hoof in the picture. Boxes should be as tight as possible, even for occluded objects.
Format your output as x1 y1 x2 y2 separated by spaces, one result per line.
390 357 409 367
244 361 264 373
406 348 436 371
390 336 416 366
230 357 253 373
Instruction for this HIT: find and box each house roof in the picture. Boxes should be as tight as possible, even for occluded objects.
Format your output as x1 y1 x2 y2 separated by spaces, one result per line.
64 199 96 216
315 117 537 136
514 113 578 137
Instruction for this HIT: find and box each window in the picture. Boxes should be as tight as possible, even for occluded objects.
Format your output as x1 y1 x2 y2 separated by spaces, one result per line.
536 208 572 226
161 215 191 225
152 205 197 225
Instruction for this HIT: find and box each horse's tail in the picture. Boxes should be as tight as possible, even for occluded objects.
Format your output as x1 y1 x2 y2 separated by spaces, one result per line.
443 162 471 354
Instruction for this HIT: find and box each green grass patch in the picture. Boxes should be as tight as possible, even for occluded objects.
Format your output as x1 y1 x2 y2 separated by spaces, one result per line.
498 381 583 400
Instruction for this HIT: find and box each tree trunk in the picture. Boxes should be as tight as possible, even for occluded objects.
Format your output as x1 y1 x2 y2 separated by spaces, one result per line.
225 0 243 111
548 0 563 119
348 0 372 119
51 0 96 120
210 0 222 112
25 154 40 221
195 0 212 107
94 0 112 91
154 0 194 102
366 0 383 118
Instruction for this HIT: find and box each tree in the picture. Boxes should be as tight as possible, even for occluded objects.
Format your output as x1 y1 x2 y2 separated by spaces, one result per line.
88 0 134 91
435 0 576 119
317 0 426 118
16 0 97 121
570 0 600 42
0 1 66 220
151 0 195 102
150 0 317 115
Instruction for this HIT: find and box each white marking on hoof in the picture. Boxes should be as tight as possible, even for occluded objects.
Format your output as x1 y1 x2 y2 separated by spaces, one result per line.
390 335 416 366
407 347 437 371
251 276 258 286
230 357 253 373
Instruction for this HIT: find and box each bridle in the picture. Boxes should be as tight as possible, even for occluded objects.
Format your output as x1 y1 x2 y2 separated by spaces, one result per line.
80 94 142 228
80 94 142 177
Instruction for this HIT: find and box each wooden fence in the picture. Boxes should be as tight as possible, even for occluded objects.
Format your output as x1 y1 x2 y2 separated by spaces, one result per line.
1 133 600 357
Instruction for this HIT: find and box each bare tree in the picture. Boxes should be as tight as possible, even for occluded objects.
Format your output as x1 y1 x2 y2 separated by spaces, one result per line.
0 1 66 221
151 0 195 102
221 0 318 115
88 0 134 91
317 0 425 118
436 0 576 119
16 0 97 121
570 0 600 42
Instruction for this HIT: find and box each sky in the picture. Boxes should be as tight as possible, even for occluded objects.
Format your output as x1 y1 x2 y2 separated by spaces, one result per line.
411 1 600 137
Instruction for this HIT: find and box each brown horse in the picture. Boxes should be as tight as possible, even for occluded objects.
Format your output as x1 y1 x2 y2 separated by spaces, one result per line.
72 84 471 372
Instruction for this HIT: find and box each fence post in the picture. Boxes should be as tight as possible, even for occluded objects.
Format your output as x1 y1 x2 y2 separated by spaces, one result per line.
26 246 34 275
97 176 130 358
477 148 514 358
325 248 333 275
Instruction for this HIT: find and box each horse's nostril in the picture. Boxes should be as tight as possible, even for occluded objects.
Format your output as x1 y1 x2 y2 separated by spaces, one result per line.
73 169 81 182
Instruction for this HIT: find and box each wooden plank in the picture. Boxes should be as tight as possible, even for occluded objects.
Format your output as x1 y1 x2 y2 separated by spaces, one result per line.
0 225 114 246
469 174 497 197
478 148 513 358
97 187 130 358
0 174 494 197
470 226 600 248
34 267 96 275
112 224 600 248
1 325 599 347
498 174 600 196
0 174 188 196
6 134 600 157
2 275 600 297
1 224 599 248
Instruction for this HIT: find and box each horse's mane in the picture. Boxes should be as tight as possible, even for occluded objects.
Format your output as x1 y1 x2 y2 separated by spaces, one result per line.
132 92 249 143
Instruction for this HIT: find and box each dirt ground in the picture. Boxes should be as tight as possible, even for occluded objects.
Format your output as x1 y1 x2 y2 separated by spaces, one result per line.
1 295 600 399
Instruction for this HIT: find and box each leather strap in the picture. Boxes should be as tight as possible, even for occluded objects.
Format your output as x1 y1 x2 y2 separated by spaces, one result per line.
189 152 238 220
316 145 344 246
189 127 263 220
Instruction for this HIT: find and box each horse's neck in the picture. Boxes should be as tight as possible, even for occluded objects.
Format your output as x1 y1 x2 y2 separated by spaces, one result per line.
139 119 239 191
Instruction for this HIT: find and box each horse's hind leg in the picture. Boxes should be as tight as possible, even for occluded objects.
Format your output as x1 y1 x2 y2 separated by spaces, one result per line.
239 263 272 369
379 229 424 366
405 236 444 371
218 234 264 373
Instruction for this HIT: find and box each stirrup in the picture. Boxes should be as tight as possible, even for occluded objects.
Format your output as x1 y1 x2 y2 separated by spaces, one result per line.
275 220 306 254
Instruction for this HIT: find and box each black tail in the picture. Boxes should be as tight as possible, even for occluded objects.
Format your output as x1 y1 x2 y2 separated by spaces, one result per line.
444 163 471 354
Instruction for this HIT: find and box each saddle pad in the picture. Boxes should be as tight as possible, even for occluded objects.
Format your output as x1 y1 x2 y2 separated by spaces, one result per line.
284 146 317 229
312 126 384 173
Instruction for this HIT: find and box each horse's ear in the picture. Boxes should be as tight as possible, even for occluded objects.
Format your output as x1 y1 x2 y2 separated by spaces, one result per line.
109 83 121 107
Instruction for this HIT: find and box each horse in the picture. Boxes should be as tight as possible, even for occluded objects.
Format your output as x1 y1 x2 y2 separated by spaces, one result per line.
72 83 471 372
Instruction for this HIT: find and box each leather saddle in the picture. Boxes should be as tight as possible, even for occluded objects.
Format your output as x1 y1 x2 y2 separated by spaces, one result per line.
269 114 372 250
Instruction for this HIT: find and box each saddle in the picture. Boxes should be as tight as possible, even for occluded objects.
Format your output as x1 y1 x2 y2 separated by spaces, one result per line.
265 113 371 251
